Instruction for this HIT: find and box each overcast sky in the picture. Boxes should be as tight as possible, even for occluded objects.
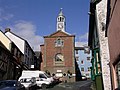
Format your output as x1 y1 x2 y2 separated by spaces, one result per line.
0 0 90 51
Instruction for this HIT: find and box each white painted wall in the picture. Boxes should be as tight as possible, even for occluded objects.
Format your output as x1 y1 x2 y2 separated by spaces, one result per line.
0 31 11 51
5 32 25 54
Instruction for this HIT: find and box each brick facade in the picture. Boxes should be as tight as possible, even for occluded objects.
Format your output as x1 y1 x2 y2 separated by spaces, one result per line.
40 31 75 82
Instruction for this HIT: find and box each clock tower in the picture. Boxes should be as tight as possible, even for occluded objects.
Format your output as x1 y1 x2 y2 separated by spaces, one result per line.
40 9 75 82
57 8 66 32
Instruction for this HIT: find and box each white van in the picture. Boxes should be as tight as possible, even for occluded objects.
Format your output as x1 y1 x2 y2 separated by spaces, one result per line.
18 70 54 88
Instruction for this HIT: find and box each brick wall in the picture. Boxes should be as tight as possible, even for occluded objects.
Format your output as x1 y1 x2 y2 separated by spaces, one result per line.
40 31 75 82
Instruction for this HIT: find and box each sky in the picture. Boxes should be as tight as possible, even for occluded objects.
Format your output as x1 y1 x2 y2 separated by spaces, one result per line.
0 0 90 51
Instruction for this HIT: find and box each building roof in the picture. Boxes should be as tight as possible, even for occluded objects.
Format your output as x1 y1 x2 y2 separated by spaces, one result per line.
59 8 64 16
5 29 35 54
44 30 75 38
75 42 86 50
0 30 12 42
0 30 13 51
0 30 24 56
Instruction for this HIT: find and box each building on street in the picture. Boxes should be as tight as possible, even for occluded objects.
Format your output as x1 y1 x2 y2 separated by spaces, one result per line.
106 0 120 89
34 51 42 70
88 0 112 90
0 30 24 80
40 9 75 82
75 42 91 79
5 28 35 70
0 41 12 80
89 0 120 89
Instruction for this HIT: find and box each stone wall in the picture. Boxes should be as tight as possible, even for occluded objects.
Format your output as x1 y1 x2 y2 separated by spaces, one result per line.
96 0 112 89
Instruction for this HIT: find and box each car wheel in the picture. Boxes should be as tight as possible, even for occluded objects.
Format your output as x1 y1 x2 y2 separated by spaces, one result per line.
41 84 47 89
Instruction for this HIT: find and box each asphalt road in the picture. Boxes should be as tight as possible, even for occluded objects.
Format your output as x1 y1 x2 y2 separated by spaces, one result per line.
37 79 93 90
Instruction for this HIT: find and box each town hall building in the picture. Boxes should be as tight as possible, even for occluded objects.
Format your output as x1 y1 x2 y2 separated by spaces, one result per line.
40 9 75 82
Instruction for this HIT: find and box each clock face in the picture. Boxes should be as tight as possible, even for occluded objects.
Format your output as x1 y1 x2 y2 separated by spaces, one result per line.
58 24 63 29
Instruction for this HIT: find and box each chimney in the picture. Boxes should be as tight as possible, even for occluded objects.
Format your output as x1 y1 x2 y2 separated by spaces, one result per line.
5 28 11 33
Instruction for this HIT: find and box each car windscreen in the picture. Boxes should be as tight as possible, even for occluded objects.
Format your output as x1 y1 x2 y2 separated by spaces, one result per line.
39 74 47 79
44 73 51 78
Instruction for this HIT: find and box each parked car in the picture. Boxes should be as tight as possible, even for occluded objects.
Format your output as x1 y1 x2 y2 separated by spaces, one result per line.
55 71 63 82
0 80 25 90
39 72 54 83
52 76 61 84
34 77 52 89
19 77 37 90
19 70 54 89
81 75 87 80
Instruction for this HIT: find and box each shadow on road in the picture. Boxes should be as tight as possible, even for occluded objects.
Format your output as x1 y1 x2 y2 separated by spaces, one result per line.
38 80 94 90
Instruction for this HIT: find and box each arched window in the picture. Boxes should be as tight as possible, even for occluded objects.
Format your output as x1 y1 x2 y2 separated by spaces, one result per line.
55 53 64 61
55 38 64 47
60 17 62 22
62 17 64 22
57 17 60 21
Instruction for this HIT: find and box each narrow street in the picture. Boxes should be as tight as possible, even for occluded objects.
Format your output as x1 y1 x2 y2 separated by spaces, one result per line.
37 80 93 90
2 0 119 89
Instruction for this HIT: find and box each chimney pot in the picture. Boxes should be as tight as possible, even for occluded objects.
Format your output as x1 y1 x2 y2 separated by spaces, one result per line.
5 28 11 33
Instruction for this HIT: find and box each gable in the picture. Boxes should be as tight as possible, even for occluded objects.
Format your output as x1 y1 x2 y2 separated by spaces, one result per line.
0 30 11 51
5 31 35 54
44 30 75 38
5 32 25 54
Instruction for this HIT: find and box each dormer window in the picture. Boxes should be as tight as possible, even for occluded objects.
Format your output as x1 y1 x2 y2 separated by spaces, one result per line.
55 38 64 47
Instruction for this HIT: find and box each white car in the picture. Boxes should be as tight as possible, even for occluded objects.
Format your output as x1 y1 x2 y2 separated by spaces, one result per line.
19 77 37 90
36 73 54 88
19 70 54 88
81 75 87 80
35 77 51 88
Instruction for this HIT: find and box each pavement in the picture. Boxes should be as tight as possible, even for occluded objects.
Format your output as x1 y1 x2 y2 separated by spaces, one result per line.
90 81 96 90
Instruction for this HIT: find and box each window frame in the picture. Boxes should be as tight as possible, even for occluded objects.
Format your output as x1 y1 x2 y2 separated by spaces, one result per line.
55 38 64 47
